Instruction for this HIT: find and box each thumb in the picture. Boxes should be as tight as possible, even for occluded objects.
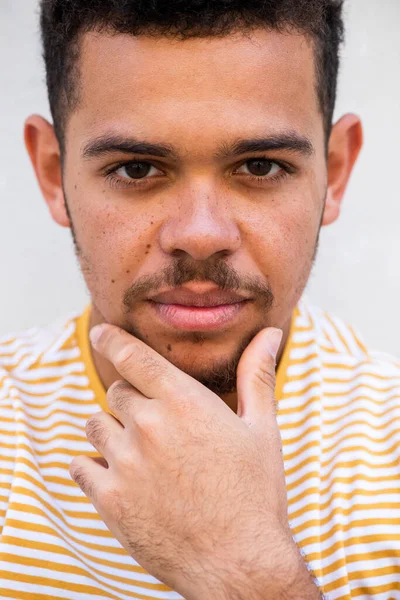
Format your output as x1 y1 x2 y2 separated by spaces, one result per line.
236 327 283 424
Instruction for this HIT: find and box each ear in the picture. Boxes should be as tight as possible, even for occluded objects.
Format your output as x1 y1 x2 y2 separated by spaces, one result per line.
322 113 363 227
24 115 70 228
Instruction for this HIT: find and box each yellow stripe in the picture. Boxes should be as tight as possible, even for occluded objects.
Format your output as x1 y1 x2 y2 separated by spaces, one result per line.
288 470 400 492
279 390 400 417
1 535 145 576
275 306 298 402
288 486 400 510
4 518 126 554
0 553 172 596
0 590 59 599
76 306 108 412
325 313 352 355
289 352 319 366
285 456 400 479
1 440 89 457
350 580 400 597
19 396 99 409
290 500 400 522
293 516 400 537
348 325 369 355
0 420 87 434
0 569 120 599
307 546 400 570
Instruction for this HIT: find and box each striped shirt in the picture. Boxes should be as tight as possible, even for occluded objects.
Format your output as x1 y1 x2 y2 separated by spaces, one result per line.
0 298 399 599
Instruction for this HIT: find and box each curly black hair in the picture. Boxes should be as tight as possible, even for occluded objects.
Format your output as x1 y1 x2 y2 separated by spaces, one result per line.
40 0 344 147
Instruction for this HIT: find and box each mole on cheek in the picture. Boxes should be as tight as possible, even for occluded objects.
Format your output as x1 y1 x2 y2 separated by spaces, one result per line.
167 344 172 352
126 270 130 274
111 279 115 284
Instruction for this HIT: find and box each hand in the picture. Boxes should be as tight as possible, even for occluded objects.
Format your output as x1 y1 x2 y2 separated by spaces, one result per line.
70 325 318 600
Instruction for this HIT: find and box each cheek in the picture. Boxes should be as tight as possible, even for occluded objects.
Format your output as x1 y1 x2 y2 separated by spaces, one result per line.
71 190 155 279
250 201 319 290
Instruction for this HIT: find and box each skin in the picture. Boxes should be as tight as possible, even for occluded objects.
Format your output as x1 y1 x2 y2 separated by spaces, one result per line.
24 27 363 596
67 322 320 599
25 28 362 413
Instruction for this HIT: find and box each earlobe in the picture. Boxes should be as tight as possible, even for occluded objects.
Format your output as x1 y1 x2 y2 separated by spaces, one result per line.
322 189 341 226
322 113 363 228
24 115 71 228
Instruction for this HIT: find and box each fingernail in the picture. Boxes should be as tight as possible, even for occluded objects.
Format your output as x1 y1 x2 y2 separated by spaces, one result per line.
90 325 104 346
266 329 283 362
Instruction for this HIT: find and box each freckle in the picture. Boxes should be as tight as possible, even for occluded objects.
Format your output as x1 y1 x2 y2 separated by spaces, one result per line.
147 244 151 249
74 184 77 190
126 269 130 274
145 251 149 255
167 344 172 352
151 222 154 225
111 279 115 284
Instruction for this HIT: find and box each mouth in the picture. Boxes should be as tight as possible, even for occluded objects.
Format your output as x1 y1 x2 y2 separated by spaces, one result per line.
148 299 252 331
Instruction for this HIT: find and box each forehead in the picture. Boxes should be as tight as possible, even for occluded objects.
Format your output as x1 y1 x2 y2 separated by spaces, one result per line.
70 29 323 151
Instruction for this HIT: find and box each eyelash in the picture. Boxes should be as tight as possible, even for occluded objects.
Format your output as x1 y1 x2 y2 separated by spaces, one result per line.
104 158 294 190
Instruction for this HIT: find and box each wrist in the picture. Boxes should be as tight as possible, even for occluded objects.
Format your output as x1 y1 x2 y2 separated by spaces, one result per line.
180 541 323 600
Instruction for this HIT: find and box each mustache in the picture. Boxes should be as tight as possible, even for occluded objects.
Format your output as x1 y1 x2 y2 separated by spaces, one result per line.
123 257 274 313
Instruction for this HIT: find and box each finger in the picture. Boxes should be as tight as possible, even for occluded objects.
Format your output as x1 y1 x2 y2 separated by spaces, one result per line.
107 379 148 426
90 324 199 401
85 411 124 463
69 454 107 501
236 327 283 426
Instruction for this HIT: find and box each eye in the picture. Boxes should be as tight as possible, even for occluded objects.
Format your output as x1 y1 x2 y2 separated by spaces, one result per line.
115 162 162 180
236 159 282 178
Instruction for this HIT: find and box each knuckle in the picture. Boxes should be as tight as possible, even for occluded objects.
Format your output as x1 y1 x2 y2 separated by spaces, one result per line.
70 463 93 497
107 380 134 414
108 379 130 396
114 345 136 371
111 392 132 415
101 484 121 508
85 415 110 447
117 449 136 472
135 404 163 438
254 365 276 390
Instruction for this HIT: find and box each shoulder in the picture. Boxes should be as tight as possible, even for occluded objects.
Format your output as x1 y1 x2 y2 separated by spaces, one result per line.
298 298 400 390
0 310 83 392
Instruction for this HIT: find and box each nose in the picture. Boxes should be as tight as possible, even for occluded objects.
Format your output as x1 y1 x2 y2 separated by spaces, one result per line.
159 182 241 261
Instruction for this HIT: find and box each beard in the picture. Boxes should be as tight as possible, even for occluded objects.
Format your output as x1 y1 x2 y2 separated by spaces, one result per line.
64 195 323 396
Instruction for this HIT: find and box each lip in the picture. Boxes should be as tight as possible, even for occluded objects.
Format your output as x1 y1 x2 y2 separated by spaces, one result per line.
148 300 250 331
149 286 251 308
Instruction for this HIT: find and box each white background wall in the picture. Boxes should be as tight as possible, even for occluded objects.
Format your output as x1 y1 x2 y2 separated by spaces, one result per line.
0 0 399 356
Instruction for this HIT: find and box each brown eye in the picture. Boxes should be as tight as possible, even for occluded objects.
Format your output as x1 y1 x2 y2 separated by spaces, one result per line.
121 162 153 179
246 159 274 176
235 158 282 178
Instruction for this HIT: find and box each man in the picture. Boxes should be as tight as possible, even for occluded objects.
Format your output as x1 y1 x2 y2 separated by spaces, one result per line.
0 0 399 598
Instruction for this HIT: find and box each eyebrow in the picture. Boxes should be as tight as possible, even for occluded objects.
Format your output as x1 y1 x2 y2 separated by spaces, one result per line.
82 135 179 160
81 131 314 161
215 133 315 159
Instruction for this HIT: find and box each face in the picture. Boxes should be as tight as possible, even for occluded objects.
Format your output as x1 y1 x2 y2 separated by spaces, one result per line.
26 28 362 397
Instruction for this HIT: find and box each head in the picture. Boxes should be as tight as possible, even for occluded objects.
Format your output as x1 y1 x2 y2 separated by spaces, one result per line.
25 0 362 397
